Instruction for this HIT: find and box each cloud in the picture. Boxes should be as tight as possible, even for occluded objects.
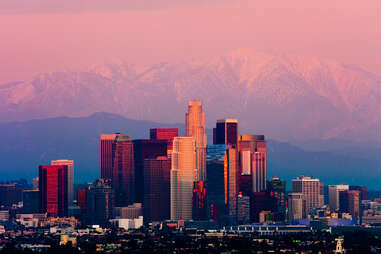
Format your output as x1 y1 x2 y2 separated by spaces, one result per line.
0 0 234 14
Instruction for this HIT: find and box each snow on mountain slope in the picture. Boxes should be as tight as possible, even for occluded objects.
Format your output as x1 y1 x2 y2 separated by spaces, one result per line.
1 49 381 142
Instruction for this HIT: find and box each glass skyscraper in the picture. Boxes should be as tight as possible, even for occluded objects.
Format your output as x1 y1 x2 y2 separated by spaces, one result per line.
185 100 207 182
39 165 68 217
170 137 196 220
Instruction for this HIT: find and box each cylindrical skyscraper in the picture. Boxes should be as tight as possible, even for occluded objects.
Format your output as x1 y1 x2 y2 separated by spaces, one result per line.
170 137 196 220
185 100 207 181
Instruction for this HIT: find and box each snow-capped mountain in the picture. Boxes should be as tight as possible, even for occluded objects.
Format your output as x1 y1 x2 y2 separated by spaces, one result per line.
2 49 381 142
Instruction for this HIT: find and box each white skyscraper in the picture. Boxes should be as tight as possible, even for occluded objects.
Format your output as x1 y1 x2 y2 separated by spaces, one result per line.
288 193 305 220
170 137 196 220
252 152 267 192
51 159 74 207
292 176 324 215
185 100 207 181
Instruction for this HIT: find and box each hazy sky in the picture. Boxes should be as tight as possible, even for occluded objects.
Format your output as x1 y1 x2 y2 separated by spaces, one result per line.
1 0 380 83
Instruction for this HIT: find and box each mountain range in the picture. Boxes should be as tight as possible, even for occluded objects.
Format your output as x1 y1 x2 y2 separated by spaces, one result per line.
1 112 380 189
2 49 381 142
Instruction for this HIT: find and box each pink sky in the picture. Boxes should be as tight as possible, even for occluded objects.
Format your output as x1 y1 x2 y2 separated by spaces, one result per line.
1 0 381 83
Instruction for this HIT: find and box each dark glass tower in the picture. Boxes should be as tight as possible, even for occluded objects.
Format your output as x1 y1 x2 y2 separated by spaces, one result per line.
133 139 168 204
213 119 238 146
143 156 171 223
112 135 135 206
86 179 114 226
206 144 227 223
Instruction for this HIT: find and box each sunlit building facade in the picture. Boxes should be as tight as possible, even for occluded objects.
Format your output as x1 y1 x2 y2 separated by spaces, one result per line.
170 137 196 220
185 100 207 181
51 160 74 207
100 133 121 180
39 165 68 217
252 152 267 192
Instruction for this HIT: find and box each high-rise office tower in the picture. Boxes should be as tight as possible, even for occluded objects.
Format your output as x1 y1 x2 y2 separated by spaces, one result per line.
292 176 324 215
133 139 168 203
238 135 266 153
213 119 238 146
237 135 267 196
51 160 74 207
267 175 286 220
170 137 196 220
143 156 171 223
150 128 179 158
252 152 267 192
340 190 360 219
100 133 121 180
237 193 250 224
328 185 349 211
150 128 178 148
39 165 68 217
287 193 305 221
205 144 238 223
185 100 207 181
349 186 368 201
112 134 135 206
86 179 114 226
206 144 227 222
226 147 238 222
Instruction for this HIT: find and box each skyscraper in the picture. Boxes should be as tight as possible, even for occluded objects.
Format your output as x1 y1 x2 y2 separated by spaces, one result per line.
185 100 207 181
112 134 135 206
39 165 68 217
51 160 74 207
287 193 305 221
252 152 267 192
133 139 168 203
328 185 349 211
100 133 121 180
170 137 196 220
213 119 238 146
292 176 324 215
143 156 171 223
349 186 368 201
340 190 360 219
226 147 238 222
150 128 179 158
267 175 286 220
86 179 114 226
206 144 227 222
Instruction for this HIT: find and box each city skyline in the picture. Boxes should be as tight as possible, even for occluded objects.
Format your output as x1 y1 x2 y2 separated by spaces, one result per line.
1 1 380 252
